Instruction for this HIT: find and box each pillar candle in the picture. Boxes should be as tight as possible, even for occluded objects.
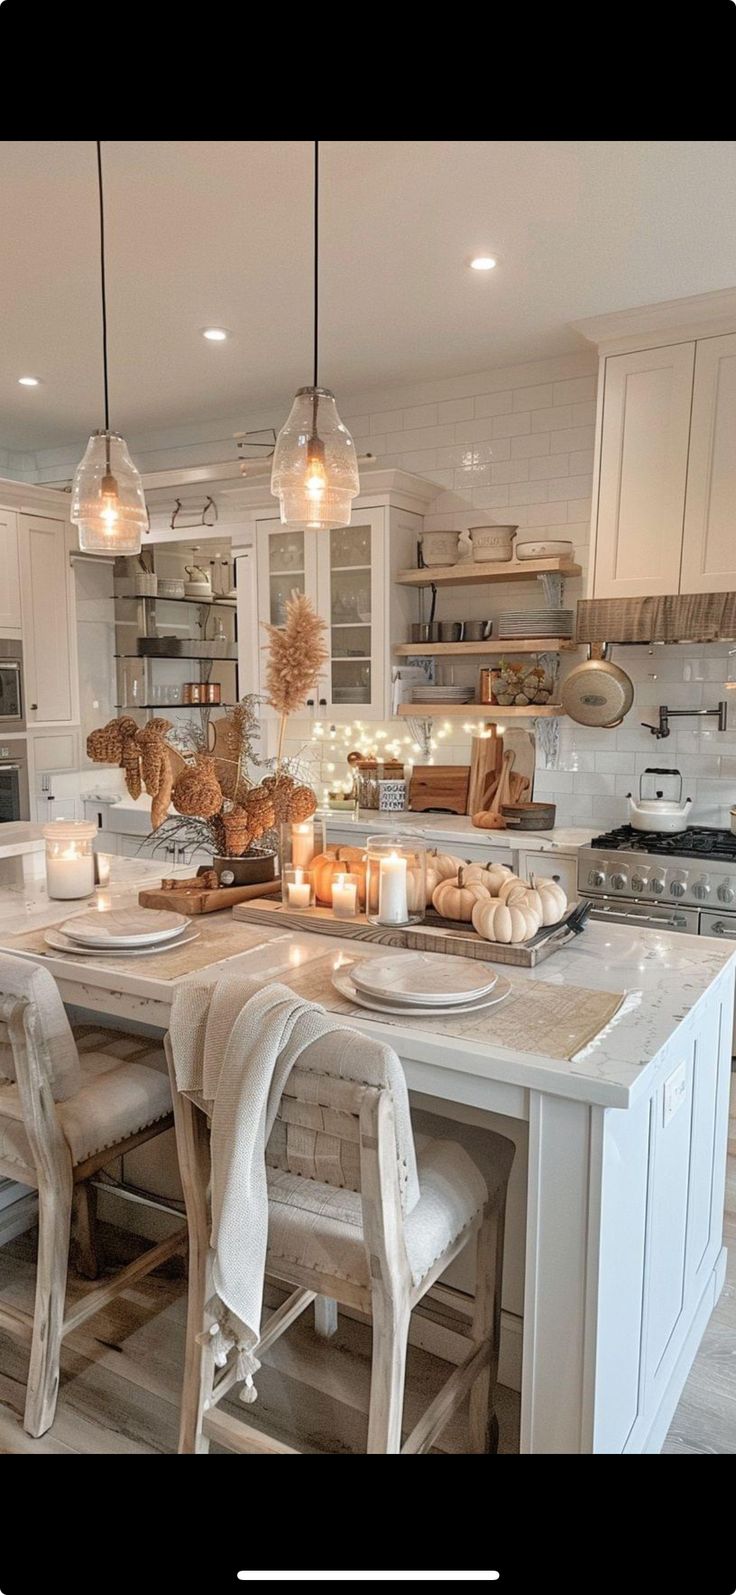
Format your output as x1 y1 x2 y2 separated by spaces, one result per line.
377 850 408 925
287 868 311 909
291 821 315 870
46 850 95 900
332 874 358 919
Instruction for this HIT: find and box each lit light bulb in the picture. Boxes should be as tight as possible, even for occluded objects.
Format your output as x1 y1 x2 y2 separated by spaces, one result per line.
305 438 327 501
100 474 120 530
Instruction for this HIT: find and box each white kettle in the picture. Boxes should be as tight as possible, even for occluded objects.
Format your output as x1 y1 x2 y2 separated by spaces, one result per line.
627 768 693 833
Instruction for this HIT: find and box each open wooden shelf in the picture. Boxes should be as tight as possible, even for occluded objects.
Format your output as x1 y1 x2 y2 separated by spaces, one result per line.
396 557 581 587
394 637 578 657
397 702 564 718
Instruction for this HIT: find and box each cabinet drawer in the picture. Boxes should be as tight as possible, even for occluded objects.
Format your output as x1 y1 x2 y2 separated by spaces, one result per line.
30 731 79 773
515 849 578 899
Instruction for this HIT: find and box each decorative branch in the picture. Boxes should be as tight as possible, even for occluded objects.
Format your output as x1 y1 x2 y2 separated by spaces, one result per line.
262 593 328 764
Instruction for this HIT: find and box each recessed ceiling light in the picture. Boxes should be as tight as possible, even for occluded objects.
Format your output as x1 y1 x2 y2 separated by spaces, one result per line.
469 256 497 271
202 327 229 342
18 375 40 386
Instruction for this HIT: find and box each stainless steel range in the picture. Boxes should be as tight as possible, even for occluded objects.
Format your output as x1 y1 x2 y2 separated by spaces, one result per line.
577 825 736 942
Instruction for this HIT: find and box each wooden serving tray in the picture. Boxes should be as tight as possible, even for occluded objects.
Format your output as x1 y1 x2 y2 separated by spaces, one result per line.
139 876 282 916
232 897 576 967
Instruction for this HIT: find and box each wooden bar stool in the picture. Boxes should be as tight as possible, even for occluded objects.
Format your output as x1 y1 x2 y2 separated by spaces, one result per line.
167 1025 514 1455
0 953 187 1438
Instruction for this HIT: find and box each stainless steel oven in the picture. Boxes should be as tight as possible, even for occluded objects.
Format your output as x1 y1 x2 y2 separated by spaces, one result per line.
0 740 30 822
0 640 25 731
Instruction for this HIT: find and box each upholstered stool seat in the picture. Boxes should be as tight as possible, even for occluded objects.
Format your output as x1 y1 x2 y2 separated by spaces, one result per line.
0 956 187 1439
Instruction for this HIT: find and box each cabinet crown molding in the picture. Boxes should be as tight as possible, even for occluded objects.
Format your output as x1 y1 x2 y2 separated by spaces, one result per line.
0 477 71 516
572 287 736 354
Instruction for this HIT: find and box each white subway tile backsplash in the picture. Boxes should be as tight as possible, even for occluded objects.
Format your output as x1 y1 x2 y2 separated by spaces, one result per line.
511 432 551 458
549 425 596 453
513 383 555 411
531 405 575 432
474 390 514 417
437 397 475 423
403 403 438 429
512 481 550 504
553 376 596 405
529 452 568 479
491 458 530 484
493 412 532 438
385 424 455 452
569 449 595 475
371 408 404 432
572 400 597 425
548 474 593 502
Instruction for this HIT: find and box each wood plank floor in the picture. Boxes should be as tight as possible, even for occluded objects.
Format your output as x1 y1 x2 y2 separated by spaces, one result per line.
0 1081 732 1455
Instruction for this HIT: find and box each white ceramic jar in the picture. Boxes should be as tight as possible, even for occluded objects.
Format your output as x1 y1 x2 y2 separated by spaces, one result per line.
469 524 517 562
420 530 459 566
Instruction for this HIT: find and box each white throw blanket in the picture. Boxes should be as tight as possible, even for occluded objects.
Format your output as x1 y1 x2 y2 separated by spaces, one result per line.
168 973 419 1398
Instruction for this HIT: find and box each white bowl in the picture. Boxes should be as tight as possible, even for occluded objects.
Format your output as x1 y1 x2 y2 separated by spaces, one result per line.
469 525 517 562
420 531 459 566
515 540 573 560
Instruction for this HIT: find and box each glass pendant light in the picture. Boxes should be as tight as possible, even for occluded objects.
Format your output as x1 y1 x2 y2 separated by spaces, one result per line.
271 141 359 531
72 143 147 555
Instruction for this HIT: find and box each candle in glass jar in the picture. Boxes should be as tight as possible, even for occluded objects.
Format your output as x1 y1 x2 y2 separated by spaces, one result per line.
287 868 311 909
378 850 408 925
46 846 95 900
332 873 358 919
291 821 315 870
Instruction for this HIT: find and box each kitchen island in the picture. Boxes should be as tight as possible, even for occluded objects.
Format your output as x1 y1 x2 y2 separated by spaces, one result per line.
0 886 731 1454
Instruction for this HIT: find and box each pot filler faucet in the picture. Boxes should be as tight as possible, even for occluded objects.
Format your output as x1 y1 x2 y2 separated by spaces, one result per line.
642 700 729 739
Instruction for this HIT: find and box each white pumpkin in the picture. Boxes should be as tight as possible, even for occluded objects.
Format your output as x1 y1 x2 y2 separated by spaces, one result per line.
532 877 568 925
432 867 490 923
463 862 515 896
499 880 544 918
472 896 541 944
428 850 468 882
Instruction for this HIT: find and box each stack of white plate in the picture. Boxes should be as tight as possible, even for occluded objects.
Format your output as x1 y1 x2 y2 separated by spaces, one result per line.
497 610 574 639
410 685 474 704
332 952 511 1016
44 907 199 957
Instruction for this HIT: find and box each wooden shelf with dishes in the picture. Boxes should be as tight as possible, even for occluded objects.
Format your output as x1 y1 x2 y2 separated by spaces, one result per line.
394 637 578 657
397 702 565 719
396 556 581 587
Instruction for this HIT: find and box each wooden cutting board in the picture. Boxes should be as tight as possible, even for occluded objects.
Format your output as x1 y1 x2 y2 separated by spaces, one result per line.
138 876 282 915
467 728 504 815
409 765 470 813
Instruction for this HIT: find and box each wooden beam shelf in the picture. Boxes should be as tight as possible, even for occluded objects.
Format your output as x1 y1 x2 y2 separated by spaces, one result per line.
394 638 578 657
396 557 582 587
397 703 564 718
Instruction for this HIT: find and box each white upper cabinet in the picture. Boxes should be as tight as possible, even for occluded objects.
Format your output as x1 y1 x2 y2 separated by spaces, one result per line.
0 509 21 632
592 343 695 599
18 514 77 725
679 333 736 593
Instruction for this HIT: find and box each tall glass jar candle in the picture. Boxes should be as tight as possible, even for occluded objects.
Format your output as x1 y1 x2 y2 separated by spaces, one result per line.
365 834 426 927
279 812 326 878
43 821 97 900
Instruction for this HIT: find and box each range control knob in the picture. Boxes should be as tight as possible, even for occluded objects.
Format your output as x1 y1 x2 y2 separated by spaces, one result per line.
610 871 628 891
670 879 687 899
692 876 711 901
717 879 735 905
588 868 606 888
631 871 649 894
650 872 666 895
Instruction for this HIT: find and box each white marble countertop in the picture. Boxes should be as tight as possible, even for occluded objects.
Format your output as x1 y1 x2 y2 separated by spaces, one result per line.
1 873 731 1111
0 822 46 859
0 854 191 936
325 809 594 853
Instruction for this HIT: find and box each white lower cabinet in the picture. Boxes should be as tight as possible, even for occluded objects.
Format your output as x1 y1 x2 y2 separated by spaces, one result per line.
18 514 78 726
515 848 578 900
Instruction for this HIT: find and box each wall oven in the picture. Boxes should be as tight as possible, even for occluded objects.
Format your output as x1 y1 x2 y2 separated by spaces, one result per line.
0 640 25 731
0 740 30 823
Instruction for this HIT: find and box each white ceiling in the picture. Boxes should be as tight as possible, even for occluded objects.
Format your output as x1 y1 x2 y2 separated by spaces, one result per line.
2 139 736 454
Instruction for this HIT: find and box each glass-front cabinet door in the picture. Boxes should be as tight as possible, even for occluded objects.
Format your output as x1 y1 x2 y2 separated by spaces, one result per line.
317 509 385 721
256 507 386 721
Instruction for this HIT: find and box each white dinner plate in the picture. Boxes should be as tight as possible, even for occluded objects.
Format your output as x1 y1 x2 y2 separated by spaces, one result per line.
332 962 511 1018
351 951 498 1004
60 907 190 947
44 927 200 958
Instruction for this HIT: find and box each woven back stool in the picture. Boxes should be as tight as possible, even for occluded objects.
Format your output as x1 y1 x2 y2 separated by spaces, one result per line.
167 1021 514 1455
0 952 187 1438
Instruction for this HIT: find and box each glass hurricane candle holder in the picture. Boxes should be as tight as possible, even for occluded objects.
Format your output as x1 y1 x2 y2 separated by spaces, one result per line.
365 833 426 927
279 812 326 877
331 872 360 920
43 820 97 900
282 866 314 910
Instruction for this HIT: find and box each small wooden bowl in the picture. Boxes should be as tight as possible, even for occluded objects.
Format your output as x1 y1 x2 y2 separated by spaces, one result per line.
500 801 556 831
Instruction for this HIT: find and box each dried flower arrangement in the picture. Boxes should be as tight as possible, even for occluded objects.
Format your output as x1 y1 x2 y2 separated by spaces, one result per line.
86 593 327 864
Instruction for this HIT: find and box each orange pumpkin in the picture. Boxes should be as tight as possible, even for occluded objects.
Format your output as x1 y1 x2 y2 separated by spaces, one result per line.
311 846 367 907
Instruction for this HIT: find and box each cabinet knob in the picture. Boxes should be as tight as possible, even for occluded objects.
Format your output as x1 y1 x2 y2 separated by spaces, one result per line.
30 703 37 711
306 698 314 709
319 697 327 707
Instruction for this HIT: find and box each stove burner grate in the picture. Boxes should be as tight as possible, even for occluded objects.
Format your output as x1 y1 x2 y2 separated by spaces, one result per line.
590 825 736 860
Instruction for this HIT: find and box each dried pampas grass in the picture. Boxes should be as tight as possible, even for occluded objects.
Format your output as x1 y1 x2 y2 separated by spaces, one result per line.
263 593 328 761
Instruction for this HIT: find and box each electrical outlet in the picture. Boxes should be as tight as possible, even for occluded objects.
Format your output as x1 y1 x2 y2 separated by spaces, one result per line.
663 1060 687 1127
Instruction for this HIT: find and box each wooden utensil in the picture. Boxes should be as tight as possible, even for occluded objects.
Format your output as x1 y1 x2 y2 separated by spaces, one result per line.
488 749 515 816
466 726 504 815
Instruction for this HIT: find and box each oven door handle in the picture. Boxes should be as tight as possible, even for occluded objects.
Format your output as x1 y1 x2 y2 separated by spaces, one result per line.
0 763 20 772
590 903 689 930
708 920 736 939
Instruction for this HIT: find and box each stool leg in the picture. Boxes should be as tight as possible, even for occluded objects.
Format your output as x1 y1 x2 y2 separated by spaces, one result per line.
24 1166 73 1438
171 1085 213 1454
314 1296 338 1338
468 1193 506 1454
367 1282 410 1454
72 1181 99 1281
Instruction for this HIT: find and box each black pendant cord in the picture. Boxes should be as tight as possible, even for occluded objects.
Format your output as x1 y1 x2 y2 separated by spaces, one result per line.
96 140 111 458
313 138 319 391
